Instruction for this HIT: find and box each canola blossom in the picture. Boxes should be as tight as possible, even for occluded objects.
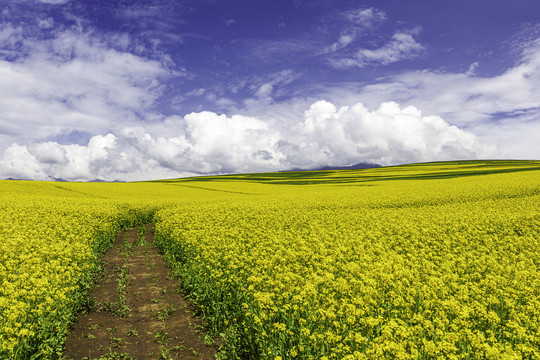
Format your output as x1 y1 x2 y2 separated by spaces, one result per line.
154 161 540 359
0 183 156 358
1 160 539 359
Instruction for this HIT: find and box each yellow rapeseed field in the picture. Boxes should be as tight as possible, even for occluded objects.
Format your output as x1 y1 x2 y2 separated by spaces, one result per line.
1 160 539 359
0 182 159 358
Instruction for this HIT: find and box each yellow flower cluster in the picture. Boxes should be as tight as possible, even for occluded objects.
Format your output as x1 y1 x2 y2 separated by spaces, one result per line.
1 160 539 359
0 181 158 358
154 162 540 359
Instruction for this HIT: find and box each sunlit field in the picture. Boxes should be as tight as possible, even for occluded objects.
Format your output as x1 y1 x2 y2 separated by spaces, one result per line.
1 160 539 359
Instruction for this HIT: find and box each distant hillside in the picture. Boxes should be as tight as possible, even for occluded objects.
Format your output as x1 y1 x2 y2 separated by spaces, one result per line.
280 162 381 172
3 177 124 182
88 179 125 183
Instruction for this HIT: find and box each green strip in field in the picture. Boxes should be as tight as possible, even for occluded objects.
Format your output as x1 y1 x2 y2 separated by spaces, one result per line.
150 159 540 185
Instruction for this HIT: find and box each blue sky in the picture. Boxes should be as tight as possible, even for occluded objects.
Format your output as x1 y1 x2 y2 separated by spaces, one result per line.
1 0 539 180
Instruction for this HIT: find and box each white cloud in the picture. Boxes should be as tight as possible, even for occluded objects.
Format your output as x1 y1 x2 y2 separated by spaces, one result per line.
0 25 22 45
352 40 540 127
292 100 494 167
38 18 54 29
27 142 68 165
324 7 386 55
0 100 494 181
249 69 300 101
344 8 386 27
183 112 282 173
319 38 540 160
330 30 425 68
325 34 356 53
358 31 424 64
2 144 47 180
255 83 274 98
0 27 171 149
466 62 479 75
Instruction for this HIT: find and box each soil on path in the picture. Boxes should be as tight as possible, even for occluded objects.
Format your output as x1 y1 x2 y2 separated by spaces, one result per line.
63 224 221 360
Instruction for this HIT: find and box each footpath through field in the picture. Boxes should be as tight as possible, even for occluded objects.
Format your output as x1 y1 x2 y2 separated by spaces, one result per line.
62 224 220 360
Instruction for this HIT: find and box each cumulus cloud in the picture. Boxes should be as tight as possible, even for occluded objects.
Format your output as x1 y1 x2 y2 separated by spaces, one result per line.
0 101 495 181
317 36 540 160
27 142 68 165
290 100 494 167
1 5 534 182
1 134 140 181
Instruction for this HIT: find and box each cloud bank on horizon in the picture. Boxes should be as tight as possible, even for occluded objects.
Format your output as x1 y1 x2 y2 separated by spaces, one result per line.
1 101 495 181
0 0 539 181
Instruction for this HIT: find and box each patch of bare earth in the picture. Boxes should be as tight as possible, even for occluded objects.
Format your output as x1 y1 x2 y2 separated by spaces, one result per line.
63 224 221 360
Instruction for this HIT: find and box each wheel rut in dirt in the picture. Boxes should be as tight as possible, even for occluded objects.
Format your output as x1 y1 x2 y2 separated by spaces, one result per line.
63 224 220 360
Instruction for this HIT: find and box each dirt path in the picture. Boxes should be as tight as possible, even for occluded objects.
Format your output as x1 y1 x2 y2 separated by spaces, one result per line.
63 225 221 360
